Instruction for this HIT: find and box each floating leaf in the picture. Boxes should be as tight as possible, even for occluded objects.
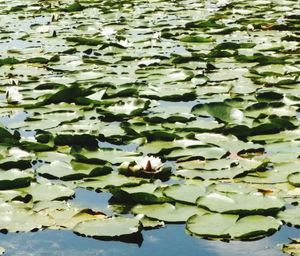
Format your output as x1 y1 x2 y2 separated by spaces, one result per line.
278 207 300 227
25 183 75 202
111 183 171 204
0 169 33 190
282 238 300 255
163 184 207 204
0 202 53 232
34 201 106 230
197 192 285 214
63 1 85 12
37 160 112 180
73 148 140 165
186 213 282 240
132 203 207 223
288 172 300 187
73 216 141 238
78 173 146 190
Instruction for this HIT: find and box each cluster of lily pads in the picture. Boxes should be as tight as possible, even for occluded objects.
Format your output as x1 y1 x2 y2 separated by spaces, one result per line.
0 0 300 254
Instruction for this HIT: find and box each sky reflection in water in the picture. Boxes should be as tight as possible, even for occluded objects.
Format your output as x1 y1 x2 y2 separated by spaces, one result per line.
0 188 296 256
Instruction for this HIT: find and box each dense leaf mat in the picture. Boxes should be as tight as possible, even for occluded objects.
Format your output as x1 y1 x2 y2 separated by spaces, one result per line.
0 0 300 253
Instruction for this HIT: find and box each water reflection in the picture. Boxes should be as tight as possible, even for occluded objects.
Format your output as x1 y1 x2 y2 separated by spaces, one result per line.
64 187 295 256
203 238 281 256
0 110 28 126
0 224 295 256
72 188 114 216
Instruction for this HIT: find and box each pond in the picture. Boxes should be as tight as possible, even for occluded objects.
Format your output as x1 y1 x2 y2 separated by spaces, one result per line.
0 0 300 255
0 188 298 256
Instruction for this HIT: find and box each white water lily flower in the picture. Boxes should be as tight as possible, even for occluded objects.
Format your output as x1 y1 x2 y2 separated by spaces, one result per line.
152 31 161 40
276 16 285 25
101 27 116 38
8 147 32 158
6 86 22 104
36 25 51 33
135 156 163 172
51 13 60 22
216 0 230 7
118 39 133 48
230 109 244 124
247 24 255 31
108 101 137 115
138 58 161 66
9 78 19 86
135 214 145 220
264 76 277 84
281 40 299 51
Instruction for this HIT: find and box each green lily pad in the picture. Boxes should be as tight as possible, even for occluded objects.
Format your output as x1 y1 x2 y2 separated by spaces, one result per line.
63 1 85 12
66 37 103 46
73 216 141 238
166 146 226 160
132 203 207 223
180 35 214 43
78 173 146 191
278 207 300 227
37 160 112 180
163 184 208 204
73 148 140 165
186 213 282 240
137 139 205 155
139 216 165 229
111 183 171 204
0 169 33 190
0 202 53 232
240 161 300 184
197 192 285 214
25 183 75 202
175 157 267 180
34 201 106 230
288 172 300 187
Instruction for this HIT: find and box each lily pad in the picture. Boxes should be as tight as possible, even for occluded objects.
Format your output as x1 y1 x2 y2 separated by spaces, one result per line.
111 183 171 204
0 169 33 190
287 172 300 187
163 184 208 204
78 173 146 191
278 207 300 227
197 192 285 214
25 183 75 202
37 160 112 180
73 216 141 238
282 238 300 255
73 148 140 165
132 203 207 223
34 201 106 230
186 213 282 240
0 201 53 232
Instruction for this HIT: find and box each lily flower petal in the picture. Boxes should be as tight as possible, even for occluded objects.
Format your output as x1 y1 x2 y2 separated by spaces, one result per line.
6 87 23 104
